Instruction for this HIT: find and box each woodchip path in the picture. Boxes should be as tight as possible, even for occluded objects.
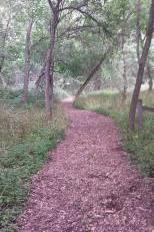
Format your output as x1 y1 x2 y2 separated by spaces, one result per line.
18 103 154 232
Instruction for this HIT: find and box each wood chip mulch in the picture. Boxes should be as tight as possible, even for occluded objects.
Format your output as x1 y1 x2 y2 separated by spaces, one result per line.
17 103 154 232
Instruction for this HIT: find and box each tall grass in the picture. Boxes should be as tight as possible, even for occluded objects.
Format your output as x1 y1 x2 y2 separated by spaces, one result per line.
74 90 154 177
0 90 67 231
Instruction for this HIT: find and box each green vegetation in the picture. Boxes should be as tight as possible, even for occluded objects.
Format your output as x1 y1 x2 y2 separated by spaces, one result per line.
74 90 154 177
0 0 153 230
0 90 67 231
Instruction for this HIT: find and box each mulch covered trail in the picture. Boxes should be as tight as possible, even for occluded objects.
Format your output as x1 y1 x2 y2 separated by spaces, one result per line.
18 103 154 232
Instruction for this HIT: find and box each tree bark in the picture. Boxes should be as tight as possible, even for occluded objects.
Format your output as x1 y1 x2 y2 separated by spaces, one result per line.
129 0 154 130
21 19 33 103
44 18 57 119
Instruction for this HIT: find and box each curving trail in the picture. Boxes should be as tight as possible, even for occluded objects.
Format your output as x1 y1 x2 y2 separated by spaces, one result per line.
18 103 153 232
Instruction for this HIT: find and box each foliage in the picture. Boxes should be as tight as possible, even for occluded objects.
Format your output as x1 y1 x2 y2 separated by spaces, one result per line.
0 0 153 229
1 0 153 96
74 90 154 176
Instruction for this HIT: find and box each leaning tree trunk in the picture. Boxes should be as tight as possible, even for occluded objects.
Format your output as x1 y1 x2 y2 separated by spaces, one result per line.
74 48 112 101
21 19 33 103
44 18 57 119
129 0 154 130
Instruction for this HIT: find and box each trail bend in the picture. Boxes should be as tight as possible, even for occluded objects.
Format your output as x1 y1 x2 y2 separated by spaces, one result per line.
18 103 153 232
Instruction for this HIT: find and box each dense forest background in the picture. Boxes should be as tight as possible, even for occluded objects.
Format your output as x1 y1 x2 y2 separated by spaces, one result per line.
1 0 153 96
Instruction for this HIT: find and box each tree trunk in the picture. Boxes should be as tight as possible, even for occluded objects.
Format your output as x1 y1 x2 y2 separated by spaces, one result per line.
0 15 11 77
44 19 57 119
74 49 111 101
136 0 141 64
21 19 33 103
136 0 153 91
129 0 154 130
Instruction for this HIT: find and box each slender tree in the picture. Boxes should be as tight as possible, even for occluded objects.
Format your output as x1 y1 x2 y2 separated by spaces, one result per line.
44 0 63 118
74 47 113 100
136 0 153 91
21 19 34 103
129 0 154 130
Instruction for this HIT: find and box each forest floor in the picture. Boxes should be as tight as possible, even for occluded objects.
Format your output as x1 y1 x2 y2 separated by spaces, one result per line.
17 103 154 232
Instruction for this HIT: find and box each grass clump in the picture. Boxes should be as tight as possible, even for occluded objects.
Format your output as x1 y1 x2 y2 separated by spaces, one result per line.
0 99 67 231
74 90 154 177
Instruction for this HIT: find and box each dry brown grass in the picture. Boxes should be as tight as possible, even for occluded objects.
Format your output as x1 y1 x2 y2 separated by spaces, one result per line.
0 103 66 148
0 102 67 231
